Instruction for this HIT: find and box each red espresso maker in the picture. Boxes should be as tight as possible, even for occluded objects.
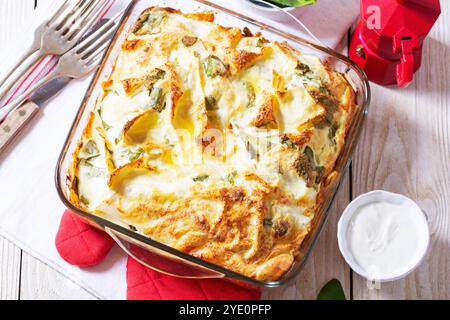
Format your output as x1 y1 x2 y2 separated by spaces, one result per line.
349 0 441 88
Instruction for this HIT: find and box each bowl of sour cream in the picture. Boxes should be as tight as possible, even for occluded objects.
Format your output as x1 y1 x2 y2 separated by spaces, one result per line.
337 190 430 282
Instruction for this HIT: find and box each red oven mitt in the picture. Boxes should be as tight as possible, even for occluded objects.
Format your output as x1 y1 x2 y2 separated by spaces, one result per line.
55 211 115 267
55 210 261 300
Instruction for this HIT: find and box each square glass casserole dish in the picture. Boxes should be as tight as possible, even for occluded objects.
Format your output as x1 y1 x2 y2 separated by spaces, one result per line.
55 0 370 288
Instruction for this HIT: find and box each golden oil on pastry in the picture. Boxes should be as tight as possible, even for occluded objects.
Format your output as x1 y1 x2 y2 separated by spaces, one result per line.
68 7 357 281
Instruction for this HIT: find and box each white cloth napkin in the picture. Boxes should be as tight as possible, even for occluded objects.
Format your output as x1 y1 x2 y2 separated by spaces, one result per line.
0 0 359 300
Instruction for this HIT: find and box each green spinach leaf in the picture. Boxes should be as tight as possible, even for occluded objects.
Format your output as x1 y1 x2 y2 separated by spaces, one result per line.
317 279 346 300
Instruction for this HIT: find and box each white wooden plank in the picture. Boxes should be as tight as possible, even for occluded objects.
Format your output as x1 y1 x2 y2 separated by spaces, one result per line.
352 1 450 299
0 238 21 300
0 0 34 46
19 253 97 300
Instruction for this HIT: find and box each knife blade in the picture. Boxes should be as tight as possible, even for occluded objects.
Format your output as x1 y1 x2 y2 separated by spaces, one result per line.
30 76 72 106
0 19 112 155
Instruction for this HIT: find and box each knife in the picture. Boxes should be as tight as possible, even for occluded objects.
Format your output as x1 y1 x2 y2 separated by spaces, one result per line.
0 19 111 155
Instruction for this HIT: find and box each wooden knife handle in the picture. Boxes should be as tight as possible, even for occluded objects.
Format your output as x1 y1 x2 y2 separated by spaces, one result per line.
0 102 40 155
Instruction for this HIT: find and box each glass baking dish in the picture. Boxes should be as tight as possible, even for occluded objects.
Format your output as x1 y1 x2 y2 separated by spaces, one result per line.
55 0 370 288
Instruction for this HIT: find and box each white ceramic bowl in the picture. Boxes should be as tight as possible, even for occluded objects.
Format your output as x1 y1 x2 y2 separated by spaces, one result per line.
337 190 430 282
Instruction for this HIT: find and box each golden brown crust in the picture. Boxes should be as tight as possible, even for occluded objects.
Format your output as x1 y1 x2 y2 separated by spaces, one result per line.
121 38 145 51
251 95 278 129
230 50 264 75
121 77 144 96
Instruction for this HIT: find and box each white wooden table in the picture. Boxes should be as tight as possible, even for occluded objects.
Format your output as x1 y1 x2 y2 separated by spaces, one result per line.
0 0 449 300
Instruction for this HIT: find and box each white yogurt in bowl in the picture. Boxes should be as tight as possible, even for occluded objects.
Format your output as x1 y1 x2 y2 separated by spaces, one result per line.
337 191 430 282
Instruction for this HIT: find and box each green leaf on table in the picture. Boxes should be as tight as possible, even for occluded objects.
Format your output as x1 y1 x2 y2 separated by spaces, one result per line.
317 279 346 300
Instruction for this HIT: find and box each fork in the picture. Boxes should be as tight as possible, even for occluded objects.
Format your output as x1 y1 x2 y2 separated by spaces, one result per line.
0 0 112 100
0 9 124 122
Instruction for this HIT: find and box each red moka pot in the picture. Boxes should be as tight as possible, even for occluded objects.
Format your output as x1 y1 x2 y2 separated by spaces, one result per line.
349 0 441 88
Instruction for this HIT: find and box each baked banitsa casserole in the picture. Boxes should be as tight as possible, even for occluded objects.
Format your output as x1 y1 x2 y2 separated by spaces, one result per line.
68 7 357 281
